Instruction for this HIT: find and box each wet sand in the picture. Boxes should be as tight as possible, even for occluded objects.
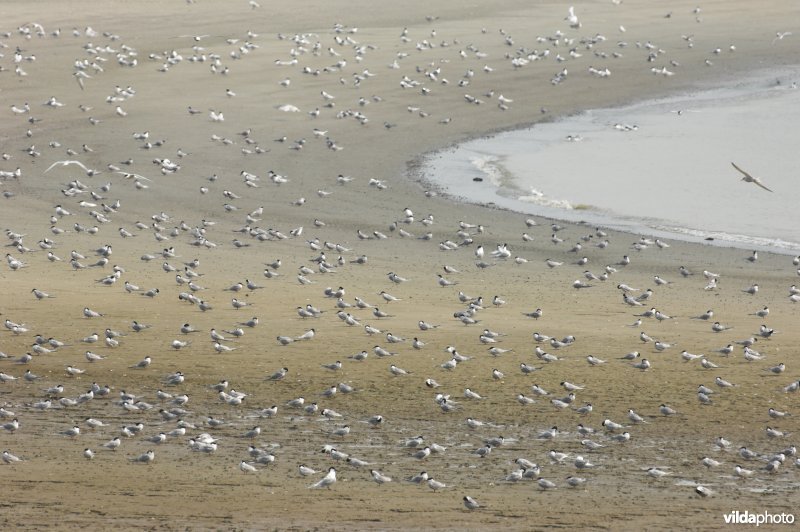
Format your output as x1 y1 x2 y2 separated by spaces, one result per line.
0 1 798 530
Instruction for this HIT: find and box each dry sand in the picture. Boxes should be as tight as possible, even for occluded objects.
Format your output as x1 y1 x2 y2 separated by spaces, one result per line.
0 0 798 530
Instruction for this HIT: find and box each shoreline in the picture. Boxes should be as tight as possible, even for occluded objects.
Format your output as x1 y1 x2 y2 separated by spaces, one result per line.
411 63 800 255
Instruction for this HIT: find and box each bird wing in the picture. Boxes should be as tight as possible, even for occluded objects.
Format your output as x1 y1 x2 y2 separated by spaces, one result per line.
753 179 773 192
117 171 151 181
43 161 62 173
730 162 753 179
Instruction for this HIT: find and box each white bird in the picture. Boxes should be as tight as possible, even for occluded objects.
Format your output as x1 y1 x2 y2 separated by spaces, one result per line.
463 496 480 510
2 450 23 464
85 350 106 362
239 461 258 474
437 274 457 287
66 365 86 376
659 404 677 416
766 427 787 438
130 450 155 464
647 467 670 479
537 478 557 490
62 425 81 437
370 469 392 484
772 31 792 44
731 162 773 192
102 437 122 451
425 378 441 388
213 342 236 353
567 476 587 488
700 358 719 369
561 381 584 392
309 467 337 489
296 329 315 341
83 307 103 318
536 423 562 442
298 464 316 477
694 485 713 498
627 409 648 424
380 291 402 302
681 350 703 362
768 408 790 419
715 437 732 450
586 355 606 366
427 478 446 492
2 419 20 432
44 160 91 174
389 364 409 376
31 288 55 300
767 363 786 375
464 388 482 400
581 439 604 451
565 6 580 28
276 335 294 346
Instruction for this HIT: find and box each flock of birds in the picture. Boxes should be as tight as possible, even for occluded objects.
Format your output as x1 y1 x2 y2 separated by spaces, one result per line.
0 1 798 524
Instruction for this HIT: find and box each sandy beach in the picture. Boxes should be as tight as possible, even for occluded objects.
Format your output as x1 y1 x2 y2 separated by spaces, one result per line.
1 1 798 529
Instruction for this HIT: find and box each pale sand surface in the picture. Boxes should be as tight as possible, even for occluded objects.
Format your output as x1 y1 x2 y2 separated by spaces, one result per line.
0 1 798 530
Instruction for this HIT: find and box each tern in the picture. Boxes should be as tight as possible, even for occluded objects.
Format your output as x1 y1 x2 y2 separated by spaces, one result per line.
31 288 55 300
731 162 773 192
627 410 648 424
2 450 23 464
646 467 670 478
83 307 103 318
427 478 446 492
768 408 790 418
44 160 91 174
772 31 792 44
463 496 480 510
310 467 337 489
370 469 392 484
659 404 677 416
130 450 155 464
537 478 557 490
298 464 316 477
239 461 258 474
711 321 732 332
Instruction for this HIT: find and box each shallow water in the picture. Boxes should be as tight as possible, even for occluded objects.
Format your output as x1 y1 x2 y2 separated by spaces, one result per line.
422 67 800 253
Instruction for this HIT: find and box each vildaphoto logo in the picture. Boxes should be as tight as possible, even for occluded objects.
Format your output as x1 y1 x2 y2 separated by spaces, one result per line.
723 511 795 526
